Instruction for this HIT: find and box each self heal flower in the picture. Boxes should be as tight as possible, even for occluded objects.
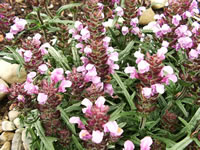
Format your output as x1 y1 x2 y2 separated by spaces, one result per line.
157 47 168 60
104 84 114 96
161 24 171 35
27 72 36 83
79 130 92 141
32 33 41 46
134 51 144 64
178 37 193 49
142 87 152 98
58 80 72 92
40 43 50 55
84 46 92 54
69 117 85 129
160 66 174 77
10 25 19 35
38 64 48 74
122 26 129 35
123 140 135 150
17 95 25 102
37 93 48 105
151 84 165 95
104 121 123 137
140 136 153 150
81 98 92 113
130 18 139 27
115 6 124 17
162 74 178 85
24 82 38 94
81 28 90 41
5 33 14 40
162 41 169 48
95 96 106 108
189 49 199 60
24 50 32 62
14 18 27 31
92 130 104 144
138 60 150 73
74 21 83 31
51 68 64 83
172 14 181 26
124 66 137 79
0 84 8 93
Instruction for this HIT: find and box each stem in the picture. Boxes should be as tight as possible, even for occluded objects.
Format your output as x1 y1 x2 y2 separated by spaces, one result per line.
36 8 47 41
44 0 53 19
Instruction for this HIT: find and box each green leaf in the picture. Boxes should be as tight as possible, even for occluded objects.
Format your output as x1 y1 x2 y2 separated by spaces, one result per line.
57 3 82 15
72 135 85 150
110 103 125 121
119 41 134 61
48 18 74 24
175 100 189 117
167 136 193 150
113 73 136 110
57 106 76 135
34 120 56 150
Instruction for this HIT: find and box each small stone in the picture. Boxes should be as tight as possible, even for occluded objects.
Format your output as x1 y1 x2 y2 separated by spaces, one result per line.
139 8 155 25
13 118 22 129
0 60 27 84
11 132 23 150
151 0 167 9
0 121 2 134
0 132 14 141
22 129 31 150
16 0 24 3
8 111 21 122
2 121 16 131
0 79 8 101
0 142 11 150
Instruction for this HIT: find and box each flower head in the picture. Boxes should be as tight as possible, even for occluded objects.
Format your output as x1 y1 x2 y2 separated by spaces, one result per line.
37 93 48 105
123 140 135 150
140 136 153 150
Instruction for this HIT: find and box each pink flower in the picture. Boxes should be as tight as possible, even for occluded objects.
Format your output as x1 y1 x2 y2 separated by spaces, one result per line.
10 25 19 34
14 18 27 31
92 130 104 144
115 6 124 17
162 41 169 48
81 98 92 113
84 46 92 54
192 22 200 33
32 33 41 46
140 136 153 150
104 84 114 96
189 49 199 60
123 140 135 150
24 82 38 94
81 28 90 41
17 95 25 102
0 84 8 93
151 84 165 95
51 68 64 83
24 50 32 62
74 21 83 31
162 74 178 85
40 43 50 55
95 96 106 108
109 52 119 62
37 93 48 105
172 14 181 26
161 24 171 35
138 60 150 74
103 37 111 48
142 87 152 98
157 47 168 60
103 121 123 136
38 64 48 74
130 18 138 27
131 27 140 35
122 26 129 35
27 72 36 83
58 80 72 92
160 66 174 77
175 25 191 37
178 37 193 49
134 51 144 64
79 130 92 141
69 117 85 129
124 66 137 79
5 33 14 40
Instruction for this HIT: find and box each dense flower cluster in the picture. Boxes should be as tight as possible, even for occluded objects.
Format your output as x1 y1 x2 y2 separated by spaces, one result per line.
70 96 123 149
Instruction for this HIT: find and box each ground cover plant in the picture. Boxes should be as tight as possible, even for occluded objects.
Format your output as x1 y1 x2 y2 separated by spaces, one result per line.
1 0 200 149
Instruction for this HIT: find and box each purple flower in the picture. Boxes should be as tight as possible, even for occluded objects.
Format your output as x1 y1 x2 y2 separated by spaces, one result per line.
92 130 104 144
74 21 83 31
161 24 171 35
103 121 123 137
122 26 129 35
27 72 36 83
38 64 48 74
58 80 72 92
81 28 90 41
157 47 168 60
39 43 50 55
142 87 152 98
115 6 124 17
189 49 198 60
84 46 92 54
5 33 14 40
81 98 92 113
130 18 139 27
24 82 38 94
138 60 150 73
104 84 114 96
10 25 19 35
0 84 9 93
79 130 92 141
151 84 165 95
24 50 33 62
172 15 181 26
124 66 138 79
14 18 27 31
32 33 41 47
140 136 153 150
51 68 64 83
123 140 135 150
69 117 85 129
37 93 48 105
178 36 193 49
17 95 25 102
162 41 169 48
134 51 144 64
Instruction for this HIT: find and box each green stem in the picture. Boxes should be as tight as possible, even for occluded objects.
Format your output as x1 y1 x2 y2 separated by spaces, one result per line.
140 115 147 129
36 8 47 41
44 0 53 19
